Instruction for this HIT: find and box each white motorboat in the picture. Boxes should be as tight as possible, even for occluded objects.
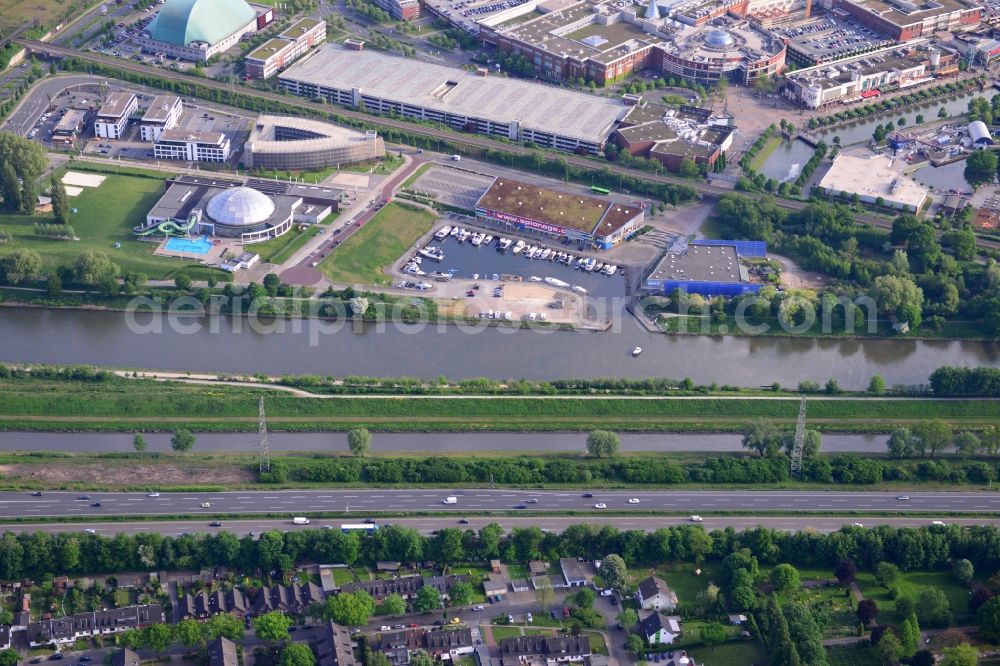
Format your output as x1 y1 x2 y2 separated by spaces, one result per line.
498 238 513 251
457 229 471 242
540 249 551 260
512 240 525 254
434 226 452 240
605 264 618 276
418 246 445 262
449 227 460 237
632 346 643 357
544 277 570 288
571 285 588 294
529 276 542 282
471 233 483 247
483 235 494 245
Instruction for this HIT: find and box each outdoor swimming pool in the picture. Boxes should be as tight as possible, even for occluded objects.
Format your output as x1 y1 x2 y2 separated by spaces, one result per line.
164 235 214 255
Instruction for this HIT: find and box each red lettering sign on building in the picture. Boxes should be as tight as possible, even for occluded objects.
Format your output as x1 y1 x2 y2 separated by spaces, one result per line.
483 209 567 235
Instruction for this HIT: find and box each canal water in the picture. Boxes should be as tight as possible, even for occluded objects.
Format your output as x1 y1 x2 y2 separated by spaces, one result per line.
910 160 975 192
0 431 886 453
0 308 997 389
813 89 992 147
757 140 816 182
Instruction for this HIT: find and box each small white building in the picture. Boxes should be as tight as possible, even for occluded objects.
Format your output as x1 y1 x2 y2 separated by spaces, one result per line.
154 130 231 163
94 92 138 139
636 576 678 611
141 95 183 142
638 613 682 645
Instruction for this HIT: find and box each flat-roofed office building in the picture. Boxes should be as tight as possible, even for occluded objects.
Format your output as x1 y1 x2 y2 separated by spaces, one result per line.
94 92 138 139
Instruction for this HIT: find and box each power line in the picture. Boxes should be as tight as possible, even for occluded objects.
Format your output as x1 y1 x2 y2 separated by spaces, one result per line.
258 396 270 473
790 398 806 478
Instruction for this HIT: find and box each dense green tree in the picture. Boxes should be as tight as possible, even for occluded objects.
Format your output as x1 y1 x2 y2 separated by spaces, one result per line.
347 428 372 456
323 590 375 626
449 581 474 607
872 275 924 328
977 597 1000 643
699 622 727 648
875 562 898 587
74 250 120 287
900 613 920 657
887 428 915 458
952 559 974 583
50 175 69 225
877 630 903 665
963 150 997 188
868 375 886 394
0 133 46 183
911 420 953 457
939 644 978 666
0 651 17 666
280 644 315 666
624 634 645 652
917 588 952 628
954 432 981 458
1 161 20 212
586 430 619 457
254 611 293 642
170 429 196 453
133 433 147 453
413 585 442 613
743 419 782 457
616 608 639 629
1 248 42 284
600 554 628 591
573 587 596 611
770 564 800 593
175 618 206 650
380 593 406 616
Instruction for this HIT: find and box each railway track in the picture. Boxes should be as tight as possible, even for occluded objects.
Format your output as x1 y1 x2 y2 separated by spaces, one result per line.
17 39 1000 252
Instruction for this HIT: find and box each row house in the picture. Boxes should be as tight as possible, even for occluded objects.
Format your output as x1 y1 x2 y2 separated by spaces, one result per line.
178 589 249 621
26 605 163 647
498 635 591 664
314 622 359 666
372 628 474 666
340 575 467 603
252 582 325 615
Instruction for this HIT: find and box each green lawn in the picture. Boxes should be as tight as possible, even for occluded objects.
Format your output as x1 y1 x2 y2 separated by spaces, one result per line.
585 631 608 655
749 136 783 171
647 561 722 602
826 646 881 666
319 201 436 286
113 588 131 607
249 166 338 184
674 621 741 648
856 570 972 625
331 567 356 586
689 640 764 666
490 626 524 641
250 226 323 264
0 174 195 279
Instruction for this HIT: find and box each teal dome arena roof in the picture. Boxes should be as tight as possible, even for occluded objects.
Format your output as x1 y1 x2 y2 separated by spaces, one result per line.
149 0 257 47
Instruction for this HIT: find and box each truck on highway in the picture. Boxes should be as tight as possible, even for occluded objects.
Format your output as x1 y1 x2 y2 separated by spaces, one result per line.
442 496 458 504
292 516 311 525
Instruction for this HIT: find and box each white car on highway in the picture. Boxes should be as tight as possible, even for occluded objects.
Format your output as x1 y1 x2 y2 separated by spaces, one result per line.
627 498 640 504
896 495 910 501
690 515 704 522
147 492 160 497
594 503 607 509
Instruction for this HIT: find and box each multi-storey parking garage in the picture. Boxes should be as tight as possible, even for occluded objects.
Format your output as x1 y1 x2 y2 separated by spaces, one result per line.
278 45 629 154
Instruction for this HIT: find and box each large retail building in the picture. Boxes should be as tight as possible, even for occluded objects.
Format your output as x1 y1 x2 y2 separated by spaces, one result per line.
474 178 644 249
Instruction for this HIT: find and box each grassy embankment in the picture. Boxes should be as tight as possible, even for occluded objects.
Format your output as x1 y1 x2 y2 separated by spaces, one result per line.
0 376 998 433
319 201 436 286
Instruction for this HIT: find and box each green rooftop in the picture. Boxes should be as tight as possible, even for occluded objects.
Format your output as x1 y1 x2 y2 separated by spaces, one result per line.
247 38 291 61
281 17 323 39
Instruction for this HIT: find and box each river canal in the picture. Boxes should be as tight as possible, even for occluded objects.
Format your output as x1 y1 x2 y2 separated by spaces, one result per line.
0 431 885 453
1 308 996 388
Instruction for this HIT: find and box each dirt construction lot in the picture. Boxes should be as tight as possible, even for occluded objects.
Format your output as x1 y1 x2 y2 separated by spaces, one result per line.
1 460 256 487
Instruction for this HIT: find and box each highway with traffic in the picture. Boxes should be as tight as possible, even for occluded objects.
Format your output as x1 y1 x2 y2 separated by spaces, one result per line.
3 489 1000 519
18 39 1000 251
3 515 997 538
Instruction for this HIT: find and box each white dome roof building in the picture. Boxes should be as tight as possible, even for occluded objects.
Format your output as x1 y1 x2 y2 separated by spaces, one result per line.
141 176 347 246
206 187 277 228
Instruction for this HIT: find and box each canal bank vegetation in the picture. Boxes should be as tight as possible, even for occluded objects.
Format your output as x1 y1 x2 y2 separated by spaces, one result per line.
709 195 1000 340
1 368 1000 434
